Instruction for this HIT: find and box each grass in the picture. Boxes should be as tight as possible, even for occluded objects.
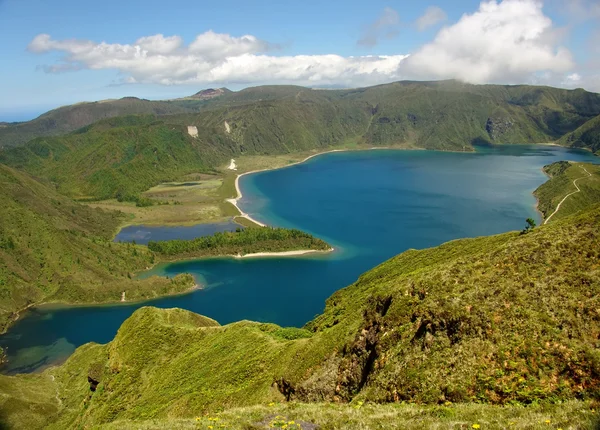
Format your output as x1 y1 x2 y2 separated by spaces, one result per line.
534 161 600 222
2 206 599 428
87 175 233 227
99 401 600 429
0 164 196 333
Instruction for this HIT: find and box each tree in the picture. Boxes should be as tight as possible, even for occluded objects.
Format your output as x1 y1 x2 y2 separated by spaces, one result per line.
521 218 536 235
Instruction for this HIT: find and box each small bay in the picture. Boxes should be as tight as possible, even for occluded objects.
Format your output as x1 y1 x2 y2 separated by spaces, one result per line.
1 145 597 374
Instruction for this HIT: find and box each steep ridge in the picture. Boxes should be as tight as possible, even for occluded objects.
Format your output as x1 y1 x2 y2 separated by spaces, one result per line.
0 98 197 149
0 164 194 331
559 114 600 154
1 206 599 428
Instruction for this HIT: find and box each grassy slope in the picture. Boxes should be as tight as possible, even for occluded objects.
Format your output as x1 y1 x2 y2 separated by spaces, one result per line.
0 98 195 149
2 206 599 428
0 164 195 332
559 114 600 154
2 82 599 202
534 161 600 221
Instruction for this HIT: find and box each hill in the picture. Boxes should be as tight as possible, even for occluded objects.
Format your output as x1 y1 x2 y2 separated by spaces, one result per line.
1 205 599 428
3 82 600 202
534 161 600 222
0 164 195 332
559 114 600 154
0 97 196 149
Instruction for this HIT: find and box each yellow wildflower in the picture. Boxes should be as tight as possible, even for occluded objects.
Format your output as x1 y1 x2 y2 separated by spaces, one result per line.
545 420 551 424
208 427 213 430
472 425 481 429
268 402 275 407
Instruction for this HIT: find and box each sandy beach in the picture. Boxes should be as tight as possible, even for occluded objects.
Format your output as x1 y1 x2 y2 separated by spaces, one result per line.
235 249 333 258
226 149 356 227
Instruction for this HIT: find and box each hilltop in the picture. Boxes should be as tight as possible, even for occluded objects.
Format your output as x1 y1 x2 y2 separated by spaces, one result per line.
0 97 197 148
1 205 599 428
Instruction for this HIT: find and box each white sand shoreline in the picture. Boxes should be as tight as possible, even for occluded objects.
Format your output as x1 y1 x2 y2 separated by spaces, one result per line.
226 148 391 228
235 249 334 259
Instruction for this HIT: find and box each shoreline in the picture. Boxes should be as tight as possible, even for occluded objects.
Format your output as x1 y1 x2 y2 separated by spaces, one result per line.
225 147 396 227
236 248 334 258
4 283 204 323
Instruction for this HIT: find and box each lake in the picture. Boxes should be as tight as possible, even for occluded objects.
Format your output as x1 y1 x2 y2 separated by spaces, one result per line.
1 145 598 374
114 220 241 245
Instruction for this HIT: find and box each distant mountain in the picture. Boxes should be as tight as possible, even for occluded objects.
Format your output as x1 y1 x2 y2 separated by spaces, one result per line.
0 97 197 148
2 81 599 201
558 113 600 154
188 87 232 100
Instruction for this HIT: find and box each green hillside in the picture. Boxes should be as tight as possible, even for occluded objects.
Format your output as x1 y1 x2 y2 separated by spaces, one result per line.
2 82 599 202
0 97 197 149
534 161 600 222
0 116 236 200
559 114 600 154
0 164 194 332
1 206 599 429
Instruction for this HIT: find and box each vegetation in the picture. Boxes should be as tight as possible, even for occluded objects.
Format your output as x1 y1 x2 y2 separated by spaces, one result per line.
0 115 232 200
0 164 195 332
148 228 331 259
1 205 599 428
534 161 600 222
559 113 600 154
520 217 536 234
0 97 196 149
2 81 600 202
87 175 236 226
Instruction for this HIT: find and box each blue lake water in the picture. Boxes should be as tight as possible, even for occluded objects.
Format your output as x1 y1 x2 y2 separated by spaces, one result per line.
1 145 598 374
114 220 241 245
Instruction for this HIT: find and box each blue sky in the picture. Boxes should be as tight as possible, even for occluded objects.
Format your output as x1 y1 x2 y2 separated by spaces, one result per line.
1 0 599 121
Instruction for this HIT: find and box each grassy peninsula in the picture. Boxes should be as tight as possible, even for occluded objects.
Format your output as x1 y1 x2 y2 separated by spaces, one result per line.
1 206 599 429
148 227 332 260
534 161 600 222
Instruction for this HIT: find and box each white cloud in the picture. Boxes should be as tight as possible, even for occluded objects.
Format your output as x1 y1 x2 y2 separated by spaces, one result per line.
188 31 269 60
416 6 447 31
357 7 400 47
135 34 183 55
28 31 408 87
400 0 574 84
28 1 591 91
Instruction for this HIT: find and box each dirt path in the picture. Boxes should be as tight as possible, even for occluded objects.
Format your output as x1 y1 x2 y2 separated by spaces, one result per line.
544 165 592 224
49 374 63 408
